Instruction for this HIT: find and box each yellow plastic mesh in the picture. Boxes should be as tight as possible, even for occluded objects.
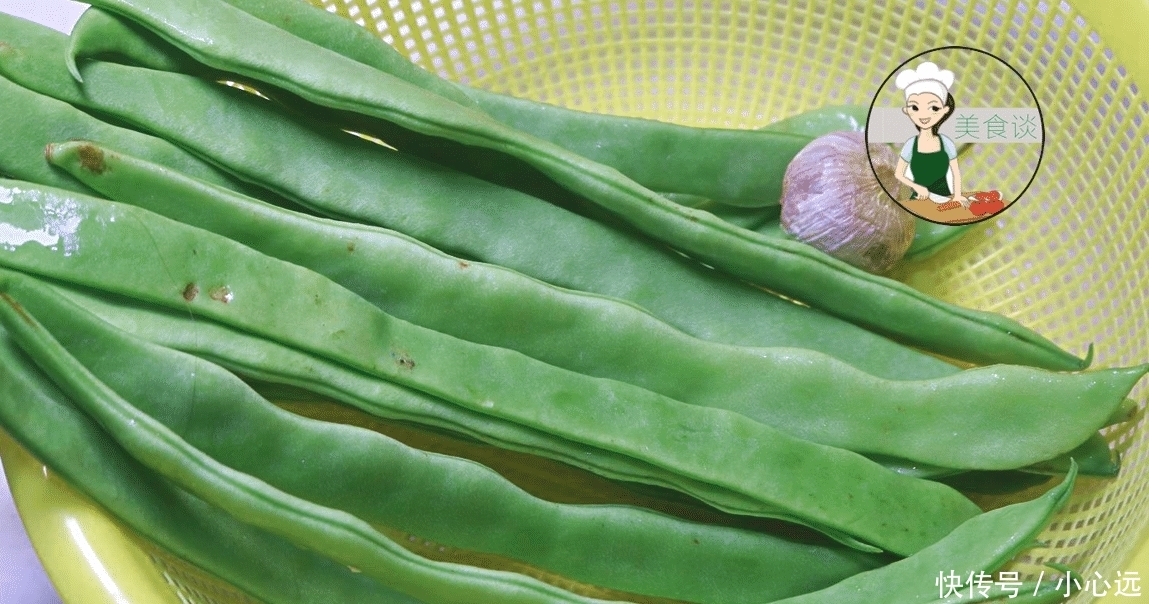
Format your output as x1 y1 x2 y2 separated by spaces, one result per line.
9 1 1144 603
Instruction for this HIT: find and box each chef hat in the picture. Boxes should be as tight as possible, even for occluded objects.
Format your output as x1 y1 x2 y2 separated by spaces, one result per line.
895 61 955 102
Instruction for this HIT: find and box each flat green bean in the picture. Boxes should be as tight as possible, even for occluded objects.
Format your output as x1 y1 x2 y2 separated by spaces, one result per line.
46 281 782 527
0 180 982 555
0 280 620 604
770 464 1076 604
905 220 978 262
63 7 208 81
219 0 481 107
129 0 809 208
46 141 1147 471
459 85 811 207
0 73 246 196
1021 433 1118 477
6 272 884 604
0 332 427 604
80 0 1088 371
0 16 965 382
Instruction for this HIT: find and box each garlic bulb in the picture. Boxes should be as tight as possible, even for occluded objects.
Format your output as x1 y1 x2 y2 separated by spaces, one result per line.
780 131 914 274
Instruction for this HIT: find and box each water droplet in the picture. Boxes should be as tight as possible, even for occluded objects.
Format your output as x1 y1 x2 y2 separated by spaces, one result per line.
0 222 61 249
209 286 234 304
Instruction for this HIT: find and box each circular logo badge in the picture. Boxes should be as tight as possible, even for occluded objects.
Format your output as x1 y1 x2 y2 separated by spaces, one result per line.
865 46 1044 225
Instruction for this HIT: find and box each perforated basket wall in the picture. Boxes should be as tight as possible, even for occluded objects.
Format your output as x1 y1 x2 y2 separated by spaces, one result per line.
308 0 1147 601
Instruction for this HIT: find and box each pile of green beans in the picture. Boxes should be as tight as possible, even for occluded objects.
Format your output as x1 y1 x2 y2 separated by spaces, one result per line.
68 0 1091 371
41 141 1145 473
63 7 977 259
3 273 888 604
0 13 969 382
0 334 427 604
0 182 992 556
0 3 1141 603
0 273 1078 604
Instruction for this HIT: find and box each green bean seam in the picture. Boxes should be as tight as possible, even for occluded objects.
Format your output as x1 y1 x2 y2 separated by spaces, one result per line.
83 0 1086 371
0 278 621 604
45 140 1148 471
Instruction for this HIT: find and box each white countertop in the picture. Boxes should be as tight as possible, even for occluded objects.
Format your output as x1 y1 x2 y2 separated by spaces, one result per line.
0 3 89 601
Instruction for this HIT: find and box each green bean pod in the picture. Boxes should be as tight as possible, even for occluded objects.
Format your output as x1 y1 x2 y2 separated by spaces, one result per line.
0 281 627 604
0 179 983 555
905 220 979 262
0 73 247 196
770 464 1076 604
0 333 428 604
0 15 965 383
78 0 1088 371
224 0 482 108
457 85 811 207
45 141 1147 472
63 6 201 80
1020 433 1118 477
4 272 885 604
110 0 809 208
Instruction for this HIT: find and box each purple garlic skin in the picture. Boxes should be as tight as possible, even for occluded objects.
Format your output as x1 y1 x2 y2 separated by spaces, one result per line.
780 131 914 274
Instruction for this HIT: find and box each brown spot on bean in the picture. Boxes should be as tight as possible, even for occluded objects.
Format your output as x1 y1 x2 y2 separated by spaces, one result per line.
182 283 199 302
392 350 416 370
77 143 107 175
209 286 233 304
0 293 35 326
457 260 470 269
347 241 357 252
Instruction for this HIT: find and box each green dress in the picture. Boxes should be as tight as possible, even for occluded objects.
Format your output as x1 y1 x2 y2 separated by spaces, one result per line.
906 135 952 199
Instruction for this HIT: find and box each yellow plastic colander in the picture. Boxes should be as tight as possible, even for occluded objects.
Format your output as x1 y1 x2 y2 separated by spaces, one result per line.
2 0 1147 602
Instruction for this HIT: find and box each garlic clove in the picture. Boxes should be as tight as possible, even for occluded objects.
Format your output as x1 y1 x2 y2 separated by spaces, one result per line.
780 131 915 274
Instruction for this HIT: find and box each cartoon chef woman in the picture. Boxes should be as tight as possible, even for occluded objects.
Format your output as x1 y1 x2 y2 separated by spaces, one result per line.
893 61 967 206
